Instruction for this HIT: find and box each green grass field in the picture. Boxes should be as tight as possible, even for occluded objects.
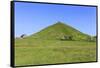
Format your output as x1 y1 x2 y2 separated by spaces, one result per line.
15 22 96 66
15 39 96 66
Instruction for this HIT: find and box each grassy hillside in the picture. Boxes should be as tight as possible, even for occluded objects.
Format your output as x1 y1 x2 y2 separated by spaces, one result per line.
15 22 96 66
27 22 90 40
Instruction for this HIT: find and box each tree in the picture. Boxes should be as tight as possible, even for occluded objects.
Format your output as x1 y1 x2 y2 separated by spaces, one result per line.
61 35 72 40
20 34 26 38
69 36 72 40
87 36 96 42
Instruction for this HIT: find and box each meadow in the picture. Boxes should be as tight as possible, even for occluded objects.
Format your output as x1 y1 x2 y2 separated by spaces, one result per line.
15 38 96 66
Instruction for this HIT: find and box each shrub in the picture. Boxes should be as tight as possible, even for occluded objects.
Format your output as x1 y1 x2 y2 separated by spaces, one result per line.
20 34 26 38
61 35 73 40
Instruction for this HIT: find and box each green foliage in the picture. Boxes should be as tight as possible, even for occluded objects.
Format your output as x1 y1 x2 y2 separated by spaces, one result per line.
93 36 97 41
61 35 73 41
86 36 96 42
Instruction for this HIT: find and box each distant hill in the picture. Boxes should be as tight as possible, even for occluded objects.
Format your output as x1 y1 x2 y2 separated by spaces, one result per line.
26 21 90 41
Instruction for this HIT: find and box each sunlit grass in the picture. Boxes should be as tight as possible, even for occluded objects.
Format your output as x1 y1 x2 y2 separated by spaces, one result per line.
15 39 96 66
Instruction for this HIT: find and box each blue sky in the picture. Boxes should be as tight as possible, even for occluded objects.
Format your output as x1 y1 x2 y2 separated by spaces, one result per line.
15 2 96 37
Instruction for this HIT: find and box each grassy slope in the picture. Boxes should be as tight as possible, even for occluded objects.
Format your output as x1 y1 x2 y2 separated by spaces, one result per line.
28 22 90 40
15 38 96 66
15 22 96 66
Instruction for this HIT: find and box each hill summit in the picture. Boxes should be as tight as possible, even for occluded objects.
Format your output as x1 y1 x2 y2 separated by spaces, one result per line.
27 21 90 40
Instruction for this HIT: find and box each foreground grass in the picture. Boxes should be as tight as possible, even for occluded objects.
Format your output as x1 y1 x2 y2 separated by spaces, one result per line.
15 39 96 66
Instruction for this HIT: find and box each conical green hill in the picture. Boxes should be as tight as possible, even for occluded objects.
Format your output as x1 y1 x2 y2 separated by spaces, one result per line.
27 21 90 40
